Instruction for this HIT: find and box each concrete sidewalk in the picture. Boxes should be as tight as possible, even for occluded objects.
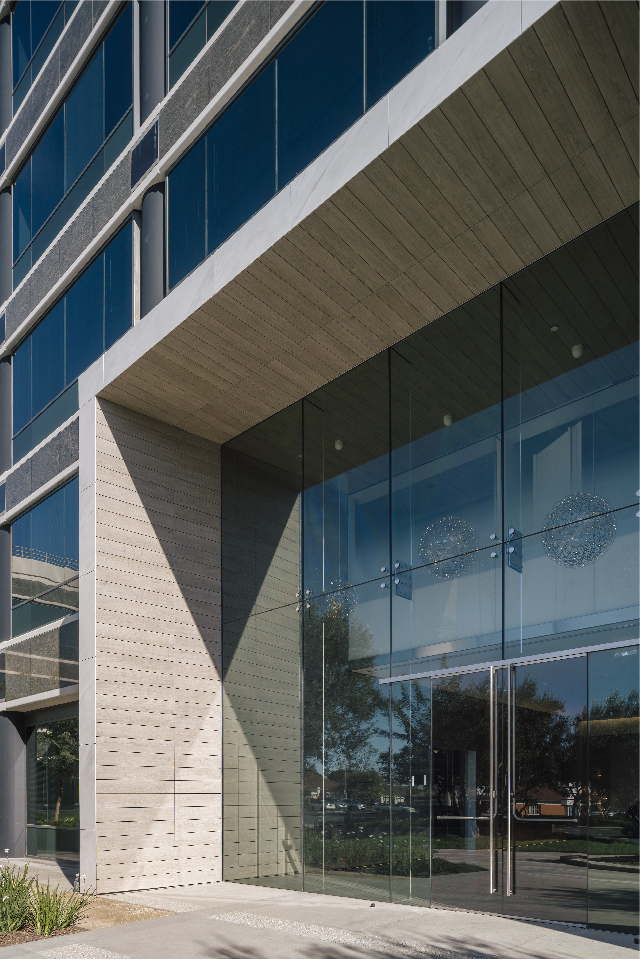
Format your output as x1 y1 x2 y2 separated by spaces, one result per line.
0 876 637 960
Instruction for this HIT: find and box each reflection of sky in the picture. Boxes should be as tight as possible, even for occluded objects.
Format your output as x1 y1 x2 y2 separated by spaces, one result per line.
517 658 587 719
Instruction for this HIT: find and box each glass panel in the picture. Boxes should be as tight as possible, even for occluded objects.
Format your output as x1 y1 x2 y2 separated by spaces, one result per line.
206 0 236 41
391 289 501 675
30 1 61 62
447 0 488 35
104 3 133 138
390 678 431 906
13 157 32 264
303 353 389 598
587 645 639 933
168 136 206 289
169 0 205 50
365 1 435 110
430 671 494 910
303 596 390 901
26 715 79 860
277 1 364 190
168 7 206 89
65 255 105 383
0 622 78 703
30 5 64 83
104 223 133 349
504 504 639 661
13 382 78 463
511 658 588 924
503 211 639 540
12 0 32 88
12 337 32 436
103 108 133 172
31 111 65 239
206 61 276 252
221 402 302 624
11 577 79 637
31 301 64 420
11 478 79 617
222 604 302 888
64 48 104 191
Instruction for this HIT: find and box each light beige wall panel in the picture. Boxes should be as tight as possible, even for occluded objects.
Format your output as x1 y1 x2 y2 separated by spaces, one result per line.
88 398 221 893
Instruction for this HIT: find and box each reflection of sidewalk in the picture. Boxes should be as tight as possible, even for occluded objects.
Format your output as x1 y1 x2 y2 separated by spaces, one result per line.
0 878 636 959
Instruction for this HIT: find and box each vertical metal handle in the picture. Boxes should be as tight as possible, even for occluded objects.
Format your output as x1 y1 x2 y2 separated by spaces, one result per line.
489 667 496 893
506 665 513 896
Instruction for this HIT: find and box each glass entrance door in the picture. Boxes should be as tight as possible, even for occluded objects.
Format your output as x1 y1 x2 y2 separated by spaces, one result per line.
507 657 588 924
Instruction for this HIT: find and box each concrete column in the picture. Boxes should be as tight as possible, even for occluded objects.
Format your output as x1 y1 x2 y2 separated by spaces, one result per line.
0 16 11 139
139 0 165 125
0 712 27 857
140 183 165 318
0 187 12 309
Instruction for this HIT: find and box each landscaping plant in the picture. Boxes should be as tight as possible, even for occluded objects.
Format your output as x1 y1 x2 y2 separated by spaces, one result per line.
29 879 91 936
0 864 33 933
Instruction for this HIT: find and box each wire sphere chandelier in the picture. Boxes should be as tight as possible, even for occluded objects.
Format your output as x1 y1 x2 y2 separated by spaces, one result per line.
541 493 616 567
420 516 478 580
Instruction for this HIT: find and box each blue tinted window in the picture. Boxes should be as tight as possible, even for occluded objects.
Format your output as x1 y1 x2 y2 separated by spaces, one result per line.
13 159 32 263
12 5 133 281
366 1 435 109
277 1 364 189
65 256 104 384
12 340 31 435
12 1 32 87
168 137 206 288
169 0 205 49
207 62 276 252
31 110 64 237
31 302 64 418
104 225 132 349
12 223 133 454
104 3 133 136
30 1 60 56
64 49 104 190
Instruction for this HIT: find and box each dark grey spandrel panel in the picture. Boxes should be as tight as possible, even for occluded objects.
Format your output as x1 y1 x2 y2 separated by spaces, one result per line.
30 246 60 314
59 1 93 80
5 99 32 168
27 52 61 131
208 1 269 101
159 54 211 159
92 0 109 27
30 436 61 492
270 1 294 28
57 419 79 472
58 204 94 277
5 285 32 341
93 155 131 234
5 462 31 512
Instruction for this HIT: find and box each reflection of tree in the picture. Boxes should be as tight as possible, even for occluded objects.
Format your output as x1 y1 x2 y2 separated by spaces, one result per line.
303 596 387 779
512 675 579 810
585 688 639 821
39 718 79 823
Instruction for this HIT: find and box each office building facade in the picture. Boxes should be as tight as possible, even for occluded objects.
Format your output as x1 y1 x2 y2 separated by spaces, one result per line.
0 0 637 933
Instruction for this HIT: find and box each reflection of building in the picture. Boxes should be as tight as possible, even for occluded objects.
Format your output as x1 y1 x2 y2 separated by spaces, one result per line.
0 0 637 937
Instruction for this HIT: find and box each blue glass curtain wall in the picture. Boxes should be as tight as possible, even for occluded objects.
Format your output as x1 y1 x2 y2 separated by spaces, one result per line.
11 477 79 637
221 207 639 914
12 221 133 462
168 0 237 89
167 1 436 290
12 1 78 113
12 3 133 287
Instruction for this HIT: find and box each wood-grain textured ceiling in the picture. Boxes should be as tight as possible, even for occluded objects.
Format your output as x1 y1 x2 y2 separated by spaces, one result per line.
101 0 639 445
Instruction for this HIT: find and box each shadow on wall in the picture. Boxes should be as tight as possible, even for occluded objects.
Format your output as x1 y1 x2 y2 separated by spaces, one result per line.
93 399 223 891
221 428 302 886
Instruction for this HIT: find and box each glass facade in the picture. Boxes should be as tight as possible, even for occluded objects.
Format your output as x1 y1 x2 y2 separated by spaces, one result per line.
168 0 237 89
12 221 133 462
26 711 80 860
167 1 436 289
0 619 78 703
221 206 639 930
12 3 133 287
12 1 78 113
11 478 79 638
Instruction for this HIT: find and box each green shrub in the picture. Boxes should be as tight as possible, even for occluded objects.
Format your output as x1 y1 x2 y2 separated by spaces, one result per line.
29 880 91 936
0 864 33 932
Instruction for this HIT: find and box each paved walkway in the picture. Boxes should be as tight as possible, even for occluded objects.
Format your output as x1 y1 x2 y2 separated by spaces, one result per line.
0 866 637 959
